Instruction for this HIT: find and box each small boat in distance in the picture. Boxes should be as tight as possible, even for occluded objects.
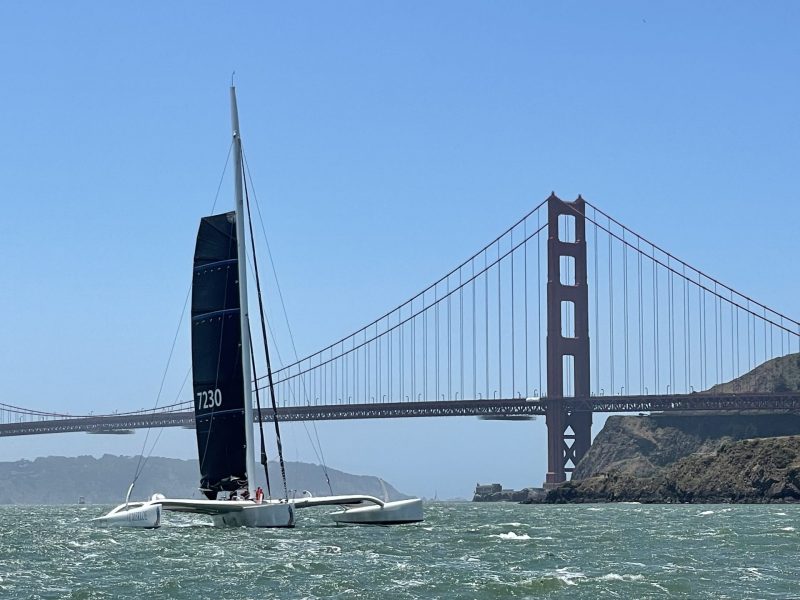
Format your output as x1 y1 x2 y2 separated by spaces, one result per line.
94 86 422 528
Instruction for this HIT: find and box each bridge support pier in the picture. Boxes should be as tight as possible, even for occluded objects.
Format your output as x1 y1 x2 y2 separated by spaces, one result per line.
545 194 592 486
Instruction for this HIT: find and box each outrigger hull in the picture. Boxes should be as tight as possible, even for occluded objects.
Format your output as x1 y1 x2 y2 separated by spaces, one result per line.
330 498 423 525
92 503 162 529
291 494 424 525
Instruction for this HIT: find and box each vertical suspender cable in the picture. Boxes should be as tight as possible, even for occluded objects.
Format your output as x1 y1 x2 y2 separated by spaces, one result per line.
609 217 615 395
524 220 528 394
511 230 515 396
623 229 629 394
637 238 643 393
595 212 600 395
538 212 542 394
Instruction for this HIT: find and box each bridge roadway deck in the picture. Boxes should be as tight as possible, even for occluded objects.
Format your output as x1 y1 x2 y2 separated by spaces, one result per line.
1 393 799 437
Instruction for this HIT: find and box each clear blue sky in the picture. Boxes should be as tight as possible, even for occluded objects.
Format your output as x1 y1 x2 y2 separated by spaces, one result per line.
1 2 798 499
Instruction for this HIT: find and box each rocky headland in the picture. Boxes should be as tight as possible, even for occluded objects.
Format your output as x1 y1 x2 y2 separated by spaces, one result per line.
544 353 800 504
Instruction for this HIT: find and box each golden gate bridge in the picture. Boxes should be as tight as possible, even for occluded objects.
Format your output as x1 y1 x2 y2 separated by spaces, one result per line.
3 194 799 484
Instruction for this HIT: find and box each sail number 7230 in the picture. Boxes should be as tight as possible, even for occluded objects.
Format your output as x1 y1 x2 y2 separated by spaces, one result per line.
196 389 222 409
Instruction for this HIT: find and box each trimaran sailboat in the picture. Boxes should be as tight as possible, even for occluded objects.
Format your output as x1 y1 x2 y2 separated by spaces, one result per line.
94 86 423 528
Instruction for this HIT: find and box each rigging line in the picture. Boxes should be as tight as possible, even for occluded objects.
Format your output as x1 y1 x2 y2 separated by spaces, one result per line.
262 198 551 377
573 212 799 337
249 344 272 499
131 142 233 488
243 166 288 500
581 201 800 328
209 140 234 214
138 366 192 483
242 152 332 495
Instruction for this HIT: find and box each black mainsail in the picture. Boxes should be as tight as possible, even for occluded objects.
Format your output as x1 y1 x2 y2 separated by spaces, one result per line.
191 211 248 499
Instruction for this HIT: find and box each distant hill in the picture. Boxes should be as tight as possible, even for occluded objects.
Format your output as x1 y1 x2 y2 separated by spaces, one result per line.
0 455 408 505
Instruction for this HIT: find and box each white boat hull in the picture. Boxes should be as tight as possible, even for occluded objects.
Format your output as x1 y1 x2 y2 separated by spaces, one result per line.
209 502 295 528
92 503 162 528
330 498 423 525
94 498 295 529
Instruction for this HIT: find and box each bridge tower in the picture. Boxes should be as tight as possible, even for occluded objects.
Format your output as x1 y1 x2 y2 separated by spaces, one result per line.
545 194 592 485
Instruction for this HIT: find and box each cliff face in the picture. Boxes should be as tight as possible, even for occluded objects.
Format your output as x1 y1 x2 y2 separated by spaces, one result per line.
573 413 800 480
549 436 800 503
556 353 800 503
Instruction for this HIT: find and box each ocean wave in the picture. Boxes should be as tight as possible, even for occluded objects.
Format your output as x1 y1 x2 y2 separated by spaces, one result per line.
597 573 645 582
493 531 531 540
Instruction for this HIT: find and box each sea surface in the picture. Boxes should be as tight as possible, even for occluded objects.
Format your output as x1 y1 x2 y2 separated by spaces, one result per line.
0 502 798 599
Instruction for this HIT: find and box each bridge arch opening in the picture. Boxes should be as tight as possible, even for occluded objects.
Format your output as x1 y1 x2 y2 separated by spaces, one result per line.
561 300 575 338
562 354 575 397
560 256 576 286
558 214 576 243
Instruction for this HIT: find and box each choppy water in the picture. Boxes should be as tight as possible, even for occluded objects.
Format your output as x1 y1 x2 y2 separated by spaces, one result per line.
0 502 798 599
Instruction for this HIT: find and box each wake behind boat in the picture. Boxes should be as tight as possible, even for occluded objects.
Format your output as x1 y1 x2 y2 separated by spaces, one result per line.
95 85 423 529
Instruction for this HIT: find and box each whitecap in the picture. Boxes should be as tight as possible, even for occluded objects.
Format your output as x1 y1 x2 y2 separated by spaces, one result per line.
698 510 715 516
780 527 795 532
553 568 586 586
598 573 645 582
493 531 531 540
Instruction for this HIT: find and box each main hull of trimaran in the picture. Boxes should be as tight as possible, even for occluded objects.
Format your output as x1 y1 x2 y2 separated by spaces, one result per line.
95 498 295 528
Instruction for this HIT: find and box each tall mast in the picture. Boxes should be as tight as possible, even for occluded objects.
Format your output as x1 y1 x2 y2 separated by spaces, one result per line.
230 85 257 498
